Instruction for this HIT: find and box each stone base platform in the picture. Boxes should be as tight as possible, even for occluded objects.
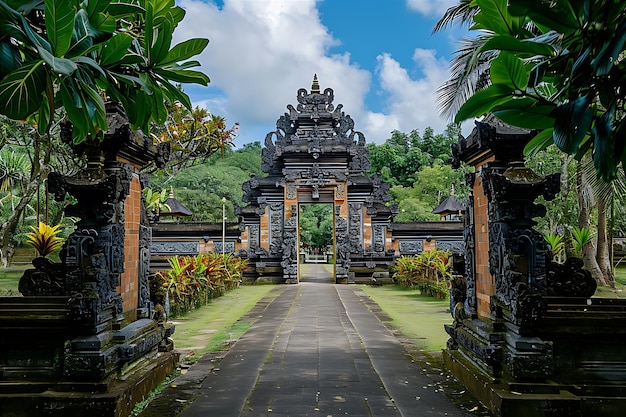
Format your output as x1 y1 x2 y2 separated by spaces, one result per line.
0 350 178 417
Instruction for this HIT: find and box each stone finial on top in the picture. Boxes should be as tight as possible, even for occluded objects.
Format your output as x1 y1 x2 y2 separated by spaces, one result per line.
311 74 321 94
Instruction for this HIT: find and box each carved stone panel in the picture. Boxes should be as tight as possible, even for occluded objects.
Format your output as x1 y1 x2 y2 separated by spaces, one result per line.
214 242 236 254
248 224 260 252
348 203 363 254
269 202 284 256
436 240 465 255
373 225 385 252
399 240 424 255
151 241 199 255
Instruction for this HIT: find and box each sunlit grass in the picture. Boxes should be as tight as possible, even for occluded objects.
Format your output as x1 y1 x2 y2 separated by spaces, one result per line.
359 284 452 354
170 284 280 363
595 265 626 298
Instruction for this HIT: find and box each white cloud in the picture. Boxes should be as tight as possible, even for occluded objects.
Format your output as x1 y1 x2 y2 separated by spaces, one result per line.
172 0 458 146
174 0 371 143
362 49 451 142
406 0 457 16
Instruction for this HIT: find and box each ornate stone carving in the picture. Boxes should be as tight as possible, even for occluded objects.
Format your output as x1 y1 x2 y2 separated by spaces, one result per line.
546 257 596 297
399 240 424 255
282 215 298 282
348 203 363 254
151 241 199 255
436 240 464 255
214 242 236 254
286 182 297 199
238 78 395 283
335 205 350 280
269 202 284 255
248 224 260 252
373 225 385 252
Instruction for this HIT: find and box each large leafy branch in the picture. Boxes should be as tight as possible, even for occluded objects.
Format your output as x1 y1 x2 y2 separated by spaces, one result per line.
0 0 210 143
453 0 626 181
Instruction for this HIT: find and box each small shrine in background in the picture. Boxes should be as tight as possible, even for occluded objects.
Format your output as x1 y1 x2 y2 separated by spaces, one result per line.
159 188 193 221
432 185 464 221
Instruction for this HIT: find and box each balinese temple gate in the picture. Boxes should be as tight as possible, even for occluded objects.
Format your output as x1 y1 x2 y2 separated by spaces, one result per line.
237 77 397 284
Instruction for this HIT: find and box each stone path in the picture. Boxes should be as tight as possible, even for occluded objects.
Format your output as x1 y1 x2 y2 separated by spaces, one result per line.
141 264 471 417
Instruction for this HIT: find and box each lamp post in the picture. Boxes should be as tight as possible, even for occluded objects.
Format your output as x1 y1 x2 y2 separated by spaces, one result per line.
221 197 226 261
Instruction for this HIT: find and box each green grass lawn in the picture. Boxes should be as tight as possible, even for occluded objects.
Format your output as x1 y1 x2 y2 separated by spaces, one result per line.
0 267 26 295
170 284 281 363
359 285 452 354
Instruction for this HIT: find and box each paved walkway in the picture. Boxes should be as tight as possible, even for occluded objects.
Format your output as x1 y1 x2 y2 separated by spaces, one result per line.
140 265 472 417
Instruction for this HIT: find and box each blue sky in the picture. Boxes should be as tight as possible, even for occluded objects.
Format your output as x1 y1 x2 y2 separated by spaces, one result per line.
174 0 468 146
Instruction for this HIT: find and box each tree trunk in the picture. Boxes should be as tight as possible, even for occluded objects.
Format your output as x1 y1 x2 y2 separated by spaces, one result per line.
596 196 615 287
576 161 607 286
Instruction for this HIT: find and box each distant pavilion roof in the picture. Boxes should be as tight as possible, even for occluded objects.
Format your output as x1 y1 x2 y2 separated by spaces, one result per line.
160 190 192 218
432 195 464 215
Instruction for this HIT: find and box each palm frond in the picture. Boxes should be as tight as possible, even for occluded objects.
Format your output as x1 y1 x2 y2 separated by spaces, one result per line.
432 0 477 33
437 34 496 120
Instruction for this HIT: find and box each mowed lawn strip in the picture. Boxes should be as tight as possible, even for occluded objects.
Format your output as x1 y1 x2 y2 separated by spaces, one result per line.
171 284 280 362
359 285 453 354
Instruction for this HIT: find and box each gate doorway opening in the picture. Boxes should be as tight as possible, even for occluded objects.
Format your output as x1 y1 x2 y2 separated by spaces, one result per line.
298 203 335 283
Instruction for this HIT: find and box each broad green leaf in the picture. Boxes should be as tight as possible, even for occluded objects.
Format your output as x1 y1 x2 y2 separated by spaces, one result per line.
38 82 53 135
592 22 626 76
66 9 94 58
167 6 186 28
150 0 176 20
60 79 90 142
99 33 133 67
592 109 618 180
509 0 579 35
159 76 193 109
78 80 107 129
91 11 117 34
107 2 144 16
523 128 554 158
552 95 593 154
0 61 47 120
490 52 528 90
155 68 210 85
37 46 77 75
146 84 168 124
473 0 518 34
172 60 203 70
480 35 556 57
0 40 22 78
20 14 52 52
493 98 555 129
86 0 112 19
45 0 76 56
455 84 513 123
160 38 209 66
150 16 173 65
75 56 106 77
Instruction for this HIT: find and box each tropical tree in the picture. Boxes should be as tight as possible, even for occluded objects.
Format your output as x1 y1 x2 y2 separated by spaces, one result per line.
146 103 239 177
0 0 213 265
0 0 210 142
437 0 626 286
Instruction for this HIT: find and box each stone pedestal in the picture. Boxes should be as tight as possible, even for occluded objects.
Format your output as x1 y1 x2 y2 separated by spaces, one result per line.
0 105 177 417
445 115 626 416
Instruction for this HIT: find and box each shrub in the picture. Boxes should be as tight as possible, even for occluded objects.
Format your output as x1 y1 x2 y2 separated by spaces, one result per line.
392 250 451 299
156 253 247 317
25 222 64 258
